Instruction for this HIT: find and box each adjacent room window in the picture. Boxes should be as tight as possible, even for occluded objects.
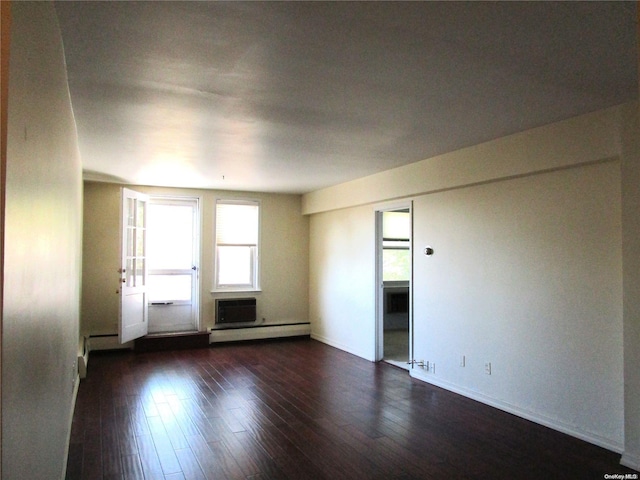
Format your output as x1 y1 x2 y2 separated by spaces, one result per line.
214 199 260 291
382 210 411 282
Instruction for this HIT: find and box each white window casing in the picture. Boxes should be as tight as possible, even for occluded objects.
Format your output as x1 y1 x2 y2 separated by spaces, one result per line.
213 199 261 292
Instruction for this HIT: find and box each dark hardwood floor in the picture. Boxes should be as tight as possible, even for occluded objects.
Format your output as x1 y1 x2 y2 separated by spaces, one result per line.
66 338 636 480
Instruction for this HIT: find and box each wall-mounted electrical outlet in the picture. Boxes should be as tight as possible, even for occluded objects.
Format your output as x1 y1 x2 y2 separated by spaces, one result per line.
460 355 465 367
484 362 492 375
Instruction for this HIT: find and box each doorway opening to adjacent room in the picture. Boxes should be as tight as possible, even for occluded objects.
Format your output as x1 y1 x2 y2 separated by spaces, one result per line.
146 196 201 334
375 203 412 369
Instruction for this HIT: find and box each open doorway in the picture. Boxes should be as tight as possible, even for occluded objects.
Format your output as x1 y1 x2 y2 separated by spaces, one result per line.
376 205 412 369
146 196 200 334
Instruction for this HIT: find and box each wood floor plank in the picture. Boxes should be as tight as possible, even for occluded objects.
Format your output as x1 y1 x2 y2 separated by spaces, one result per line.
121 454 145 480
207 439 246 480
135 434 166 480
183 435 230 480
166 395 204 438
230 430 290 478
102 417 123 477
216 432 263 478
156 402 191 451
179 399 224 443
268 446 327 480
80 436 103 480
65 442 83 480
164 473 187 480
67 339 637 480
272 420 364 479
146 416 184 476
174 448 206 480
115 406 139 457
125 395 152 437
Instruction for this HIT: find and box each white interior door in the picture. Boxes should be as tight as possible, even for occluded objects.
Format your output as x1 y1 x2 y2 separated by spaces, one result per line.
146 197 200 333
119 188 149 343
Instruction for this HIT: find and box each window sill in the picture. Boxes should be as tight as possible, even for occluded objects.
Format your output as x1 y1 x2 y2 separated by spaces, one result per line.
210 289 262 294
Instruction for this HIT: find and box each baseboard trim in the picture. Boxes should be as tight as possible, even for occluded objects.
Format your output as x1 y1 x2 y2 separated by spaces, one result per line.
210 323 311 343
310 332 375 361
88 334 133 351
78 334 133 379
77 335 88 379
62 373 81 480
410 369 624 454
77 354 87 379
621 452 640 471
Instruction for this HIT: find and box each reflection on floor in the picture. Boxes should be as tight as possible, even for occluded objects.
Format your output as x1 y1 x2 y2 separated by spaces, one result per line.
383 328 409 370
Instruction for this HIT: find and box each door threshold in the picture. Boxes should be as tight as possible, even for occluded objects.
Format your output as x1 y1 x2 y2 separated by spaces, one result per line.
145 330 200 337
135 331 209 352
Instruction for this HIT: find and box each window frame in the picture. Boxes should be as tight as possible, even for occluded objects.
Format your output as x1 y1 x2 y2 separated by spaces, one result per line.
212 198 261 293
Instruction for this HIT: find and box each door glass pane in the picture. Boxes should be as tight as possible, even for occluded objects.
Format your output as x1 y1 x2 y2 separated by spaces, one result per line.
127 226 134 256
127 198 135 227
147 204 194 269
126 258 134 286
136 258 145 287
218 246 252 285
136 227 145 257
148 274 192 302
136 199 145 227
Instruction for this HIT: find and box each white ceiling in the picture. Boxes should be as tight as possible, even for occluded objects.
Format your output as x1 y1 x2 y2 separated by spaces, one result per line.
55 1 638 194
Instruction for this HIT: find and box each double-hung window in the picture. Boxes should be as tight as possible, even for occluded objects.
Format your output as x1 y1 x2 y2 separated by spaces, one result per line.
214 199 260 291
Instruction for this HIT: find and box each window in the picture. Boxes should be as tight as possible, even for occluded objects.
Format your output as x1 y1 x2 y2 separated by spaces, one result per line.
214 199 260 291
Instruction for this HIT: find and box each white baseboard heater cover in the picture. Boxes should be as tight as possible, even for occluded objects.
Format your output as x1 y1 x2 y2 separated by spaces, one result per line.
216 298 257 324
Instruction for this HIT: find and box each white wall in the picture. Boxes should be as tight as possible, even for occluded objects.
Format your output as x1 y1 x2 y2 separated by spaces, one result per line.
4 2 83 478
620 102 640 469
82 183 309 337
412 161 622 449
309 205 376 359
305 104 633 452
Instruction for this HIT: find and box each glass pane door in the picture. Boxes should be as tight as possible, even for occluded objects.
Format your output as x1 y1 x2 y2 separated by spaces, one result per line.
146 197 200 333
120 188 149 343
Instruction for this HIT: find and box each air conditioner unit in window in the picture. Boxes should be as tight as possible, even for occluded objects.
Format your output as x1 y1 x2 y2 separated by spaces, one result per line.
216 298 257 324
